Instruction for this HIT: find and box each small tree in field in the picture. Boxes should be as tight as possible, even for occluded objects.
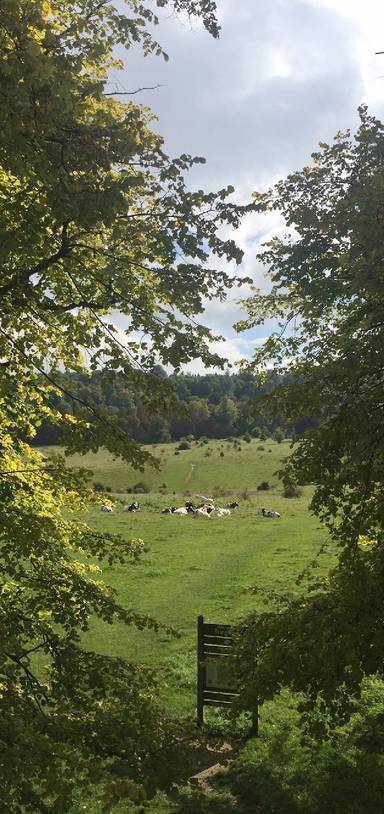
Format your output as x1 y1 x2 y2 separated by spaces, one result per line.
273 427 285 444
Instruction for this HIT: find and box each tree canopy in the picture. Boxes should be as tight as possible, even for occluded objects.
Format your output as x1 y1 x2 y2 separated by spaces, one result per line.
28 369 295 446
0 1 250 810
236 107 384 728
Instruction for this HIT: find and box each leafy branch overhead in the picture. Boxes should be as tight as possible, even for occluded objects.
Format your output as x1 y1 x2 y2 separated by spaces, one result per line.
0 1 246 812
235 108 384 726
1 0 246 384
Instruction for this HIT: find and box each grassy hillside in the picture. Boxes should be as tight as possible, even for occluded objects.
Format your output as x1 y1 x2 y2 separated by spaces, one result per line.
41 439 335 716
41 437 291 494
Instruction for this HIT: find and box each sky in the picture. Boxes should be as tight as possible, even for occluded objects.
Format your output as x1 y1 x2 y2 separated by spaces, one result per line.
110 0 384 372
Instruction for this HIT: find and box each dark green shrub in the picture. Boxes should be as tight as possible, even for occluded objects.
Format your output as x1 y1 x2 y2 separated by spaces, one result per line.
93 482 104 492
178 440 191 450
257 481 270 491
133 481 150 493
274 428 285 444
283 481 302 498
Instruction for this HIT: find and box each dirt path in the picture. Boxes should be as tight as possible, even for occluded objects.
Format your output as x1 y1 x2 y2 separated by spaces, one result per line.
190 741 240 807
186 462 196 482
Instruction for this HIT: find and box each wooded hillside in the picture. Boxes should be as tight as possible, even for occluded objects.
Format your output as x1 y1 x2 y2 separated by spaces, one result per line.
32 369 315 445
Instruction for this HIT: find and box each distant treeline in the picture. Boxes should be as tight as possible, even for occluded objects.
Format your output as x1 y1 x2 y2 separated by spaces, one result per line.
33 368 315 446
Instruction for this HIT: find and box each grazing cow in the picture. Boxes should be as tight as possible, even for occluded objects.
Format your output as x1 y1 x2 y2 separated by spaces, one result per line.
227 501 239 509
123 501 140 512
185 501 196 512
161 506 176 514
100 504 113 513
261 508 280 518
172 507 189 515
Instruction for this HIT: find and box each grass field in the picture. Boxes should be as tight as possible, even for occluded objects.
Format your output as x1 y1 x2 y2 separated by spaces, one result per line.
43 438 336 716
44 438 381 814
46 436 292 493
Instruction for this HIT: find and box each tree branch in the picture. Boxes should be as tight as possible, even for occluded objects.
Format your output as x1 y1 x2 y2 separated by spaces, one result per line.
0 222 72 300
0 325 147 455
104 84 163 96
4 651 49 717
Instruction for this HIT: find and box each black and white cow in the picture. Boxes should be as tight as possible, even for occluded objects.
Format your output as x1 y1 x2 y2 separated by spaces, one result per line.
123 501 140 512
261 508 280 518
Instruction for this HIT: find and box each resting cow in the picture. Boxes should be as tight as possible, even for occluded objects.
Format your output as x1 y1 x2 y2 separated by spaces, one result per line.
195 506 211 517
123 501 140 512
261 508 280 518
210 507 231 517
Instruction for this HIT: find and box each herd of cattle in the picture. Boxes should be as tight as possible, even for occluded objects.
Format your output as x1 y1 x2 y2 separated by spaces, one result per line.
100 497 281 518
161 499 236 517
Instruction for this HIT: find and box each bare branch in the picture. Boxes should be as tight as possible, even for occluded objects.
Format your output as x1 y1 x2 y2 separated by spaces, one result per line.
0 468 55 477
104 84 163 96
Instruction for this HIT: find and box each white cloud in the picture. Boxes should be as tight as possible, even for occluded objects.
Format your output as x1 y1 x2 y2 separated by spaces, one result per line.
117 0 365 190
184 334 268 374
110 0 384 370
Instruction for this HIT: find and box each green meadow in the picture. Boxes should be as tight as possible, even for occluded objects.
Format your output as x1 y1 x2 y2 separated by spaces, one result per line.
50 435 291 493
43 438 335 715
44 438 384 814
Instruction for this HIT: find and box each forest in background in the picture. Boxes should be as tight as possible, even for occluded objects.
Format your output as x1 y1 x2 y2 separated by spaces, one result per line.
33 369 315 446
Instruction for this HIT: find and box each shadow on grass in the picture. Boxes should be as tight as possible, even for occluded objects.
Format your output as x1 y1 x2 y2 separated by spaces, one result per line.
141 708 384 814
196 735 384 814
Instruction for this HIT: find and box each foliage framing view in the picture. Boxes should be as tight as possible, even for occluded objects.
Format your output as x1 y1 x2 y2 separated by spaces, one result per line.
0 1 250 811
236 109 384 733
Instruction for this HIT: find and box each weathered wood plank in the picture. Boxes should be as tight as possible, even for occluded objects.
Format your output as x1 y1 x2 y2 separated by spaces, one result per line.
202 623 232 636
197 615 205 726
203 635 233 646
